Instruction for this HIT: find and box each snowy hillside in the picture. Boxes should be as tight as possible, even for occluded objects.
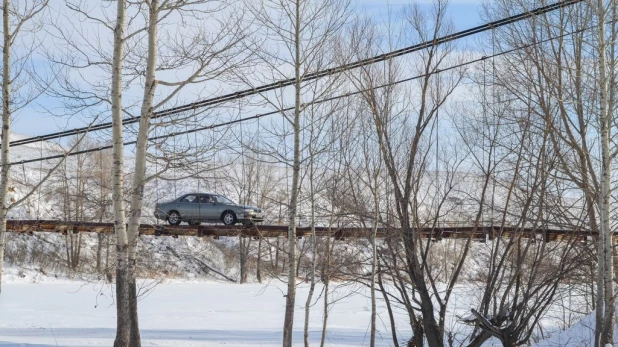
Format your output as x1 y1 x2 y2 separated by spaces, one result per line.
9 133 65 163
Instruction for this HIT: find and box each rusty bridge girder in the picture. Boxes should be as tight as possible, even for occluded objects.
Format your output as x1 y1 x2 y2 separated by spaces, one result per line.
3 219 599 243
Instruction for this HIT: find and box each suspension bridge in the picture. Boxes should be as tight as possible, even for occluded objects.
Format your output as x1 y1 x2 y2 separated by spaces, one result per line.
4 219 595 243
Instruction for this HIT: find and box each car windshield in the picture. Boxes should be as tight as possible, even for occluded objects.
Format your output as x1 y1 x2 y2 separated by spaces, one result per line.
215 195 236 205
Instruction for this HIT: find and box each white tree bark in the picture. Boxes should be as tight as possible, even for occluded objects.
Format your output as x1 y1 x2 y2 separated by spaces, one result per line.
370 189 379 347
0 0 12 295
595 1 615 345
303 146 317 347
320 216 332 347
282 3 301 345
124 1 159 345
0 0 49 295
111 0 129 346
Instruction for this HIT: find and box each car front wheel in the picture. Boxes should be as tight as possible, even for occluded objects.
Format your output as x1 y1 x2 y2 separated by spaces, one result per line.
222 211 237 225
168 211 181 226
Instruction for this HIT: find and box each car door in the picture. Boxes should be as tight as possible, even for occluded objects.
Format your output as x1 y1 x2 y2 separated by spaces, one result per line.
178 194 199 219
193 194 212 221
210 195 227 220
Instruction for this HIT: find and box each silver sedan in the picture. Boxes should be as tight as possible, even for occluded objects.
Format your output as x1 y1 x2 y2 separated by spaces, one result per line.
154 193 264 226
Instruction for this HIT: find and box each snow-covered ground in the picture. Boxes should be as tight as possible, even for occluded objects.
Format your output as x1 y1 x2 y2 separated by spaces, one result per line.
0 267 605 347
0 269 411 347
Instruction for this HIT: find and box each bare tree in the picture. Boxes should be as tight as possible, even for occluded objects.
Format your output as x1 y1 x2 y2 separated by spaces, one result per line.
341 3 468 345
0 0 50 294
108 0 130 345
43 0 252 343
246 1 351 345
299 83 347 347
479 1 618 344
123 0 252 344
454 68 592 345
92 147 114 275
593 1 615 344
221 154 281 283
52 137 107 272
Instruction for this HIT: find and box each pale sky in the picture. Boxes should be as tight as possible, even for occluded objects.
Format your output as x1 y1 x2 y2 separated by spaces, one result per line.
13 0 485 139
356 0 483 29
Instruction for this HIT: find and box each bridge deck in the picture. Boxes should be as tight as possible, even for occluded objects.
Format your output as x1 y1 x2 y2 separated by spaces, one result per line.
3 219 597 243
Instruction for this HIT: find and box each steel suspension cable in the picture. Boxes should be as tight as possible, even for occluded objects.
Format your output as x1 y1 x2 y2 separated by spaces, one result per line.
14 17 595 166
8 0 583 149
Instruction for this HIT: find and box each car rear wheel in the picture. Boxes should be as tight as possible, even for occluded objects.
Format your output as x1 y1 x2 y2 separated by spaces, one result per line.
221 211 237 225
168 211 181 226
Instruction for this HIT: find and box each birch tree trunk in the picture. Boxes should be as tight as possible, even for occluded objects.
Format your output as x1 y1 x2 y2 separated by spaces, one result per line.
303 157 317 347
595 0 615 345
97 233 104 272
320 222 331 347
111 0 129 346
370 192 379 347
0 0 48 295
246 1 349 343
0 0 12 296
282 3 301 344
256 236 262 283
125 2 161 346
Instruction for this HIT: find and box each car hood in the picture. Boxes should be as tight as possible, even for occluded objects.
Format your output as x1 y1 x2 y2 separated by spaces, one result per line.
239 205 262 212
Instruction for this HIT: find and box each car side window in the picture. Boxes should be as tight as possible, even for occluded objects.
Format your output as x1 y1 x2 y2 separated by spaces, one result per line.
180 195 197 203
199 195 211 203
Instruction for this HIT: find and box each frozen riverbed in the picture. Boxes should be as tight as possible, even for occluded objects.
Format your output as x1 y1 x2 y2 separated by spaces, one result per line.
0 275 410 347
0 269 603 347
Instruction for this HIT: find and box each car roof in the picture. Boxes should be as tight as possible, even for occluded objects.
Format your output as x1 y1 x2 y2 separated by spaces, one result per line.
180 192 220 196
